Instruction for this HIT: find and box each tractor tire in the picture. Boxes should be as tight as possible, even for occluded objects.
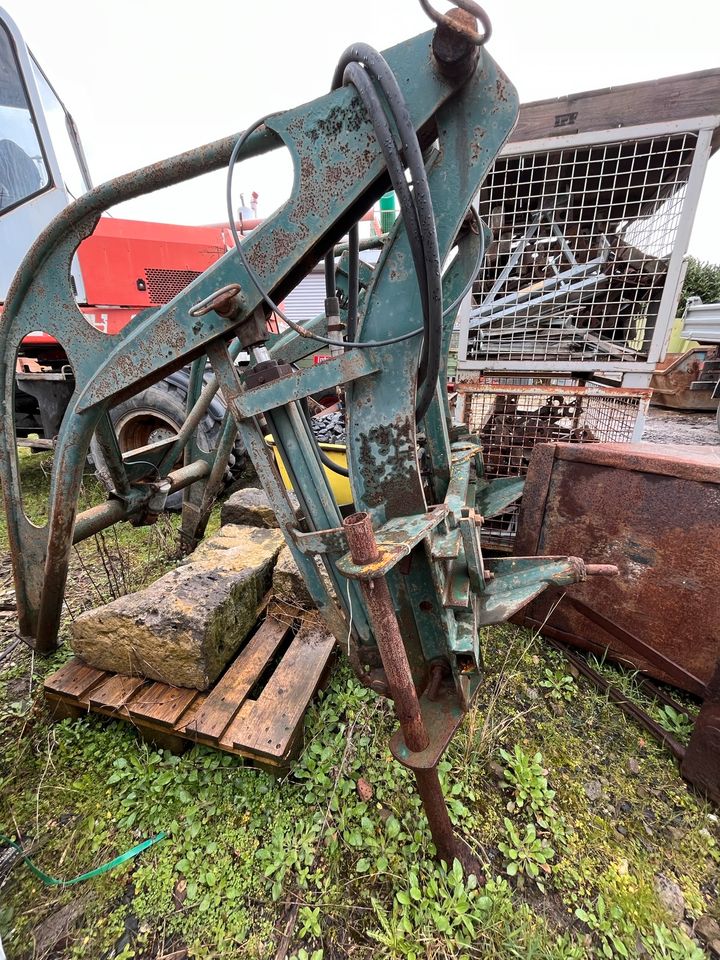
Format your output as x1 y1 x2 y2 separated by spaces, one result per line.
89 374 243 510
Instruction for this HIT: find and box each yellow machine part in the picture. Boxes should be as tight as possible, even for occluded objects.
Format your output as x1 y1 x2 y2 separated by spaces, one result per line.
265 436 353 506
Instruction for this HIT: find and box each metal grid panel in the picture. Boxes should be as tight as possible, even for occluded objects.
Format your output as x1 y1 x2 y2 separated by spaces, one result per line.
466 131 698 367
459 380 651 548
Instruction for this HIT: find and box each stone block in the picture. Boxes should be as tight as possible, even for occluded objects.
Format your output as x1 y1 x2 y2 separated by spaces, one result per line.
272 545 335 610
70 525 284 689
220 487 298 528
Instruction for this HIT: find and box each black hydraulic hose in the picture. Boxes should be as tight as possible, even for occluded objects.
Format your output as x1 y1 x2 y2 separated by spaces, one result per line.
341 64 429 327
318 438 350 477
323 250 336 300
227 43 461 422
346 223 360 343
333 44 443 422
328 54 429 349
299 397 349 478
316 432 349 478
226 117 423 349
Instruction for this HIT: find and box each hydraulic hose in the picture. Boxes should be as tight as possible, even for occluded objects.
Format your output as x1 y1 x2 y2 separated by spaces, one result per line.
332 44 443 422
226 119 423 350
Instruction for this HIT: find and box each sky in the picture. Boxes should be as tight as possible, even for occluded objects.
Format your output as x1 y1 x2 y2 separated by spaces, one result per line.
6 0 720 261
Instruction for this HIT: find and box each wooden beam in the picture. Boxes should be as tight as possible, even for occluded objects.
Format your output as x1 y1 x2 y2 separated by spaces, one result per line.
510 68 720 145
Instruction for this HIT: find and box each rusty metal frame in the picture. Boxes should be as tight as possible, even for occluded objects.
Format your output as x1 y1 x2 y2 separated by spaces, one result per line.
0 12 625 869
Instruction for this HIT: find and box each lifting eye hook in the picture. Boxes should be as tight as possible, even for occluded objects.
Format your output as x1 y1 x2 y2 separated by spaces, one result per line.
417 0 492 46
189 283 245 318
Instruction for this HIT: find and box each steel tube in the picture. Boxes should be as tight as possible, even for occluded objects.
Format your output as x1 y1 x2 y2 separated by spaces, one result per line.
414 768 473 866
343 511 483 874
72 460 210 543
159 341 244 476
343 512 428 751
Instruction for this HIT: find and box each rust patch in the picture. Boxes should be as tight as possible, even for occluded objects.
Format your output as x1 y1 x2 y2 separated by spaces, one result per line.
357 416 422 514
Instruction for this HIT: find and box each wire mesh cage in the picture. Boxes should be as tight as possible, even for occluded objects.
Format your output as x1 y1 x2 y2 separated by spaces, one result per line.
458 380 651 549
464 130 700 368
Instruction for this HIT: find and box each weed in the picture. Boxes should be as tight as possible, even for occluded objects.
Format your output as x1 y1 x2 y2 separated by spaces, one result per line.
498 818 555 890
575 894 634 958
654 705 694 741
645 923 705 959
372 861 497 956
540 666 577 702
297 906 322 940
1 454 719 959
498 744 555 820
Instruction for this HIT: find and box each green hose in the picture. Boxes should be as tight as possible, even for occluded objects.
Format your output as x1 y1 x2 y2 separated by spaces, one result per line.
0 831 166 887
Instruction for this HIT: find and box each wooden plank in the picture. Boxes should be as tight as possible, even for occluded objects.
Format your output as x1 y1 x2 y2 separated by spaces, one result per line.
225 621 335 760
189 617 291 743
175 693 208 738
88 674 147 712
43 621 335 770
44 659 106 701
126 682 198 728
510 69 720 144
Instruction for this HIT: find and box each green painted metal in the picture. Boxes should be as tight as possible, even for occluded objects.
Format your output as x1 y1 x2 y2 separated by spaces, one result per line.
336 507 447 579
0 9 631 883
476 476 526 520
478 557 591 627
0 12 615 869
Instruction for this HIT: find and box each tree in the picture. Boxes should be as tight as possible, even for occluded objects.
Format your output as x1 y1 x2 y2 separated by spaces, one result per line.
678 256 720 313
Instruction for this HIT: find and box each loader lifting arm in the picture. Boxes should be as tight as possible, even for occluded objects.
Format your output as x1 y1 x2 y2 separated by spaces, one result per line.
0 2 616 872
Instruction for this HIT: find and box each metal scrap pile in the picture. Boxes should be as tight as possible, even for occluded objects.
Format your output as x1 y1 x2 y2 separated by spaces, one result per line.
468 134 696 362
479 392 596 476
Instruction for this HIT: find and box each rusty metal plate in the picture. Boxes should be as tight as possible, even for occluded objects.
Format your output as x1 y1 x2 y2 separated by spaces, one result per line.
515 442 720 694
650 349 720 412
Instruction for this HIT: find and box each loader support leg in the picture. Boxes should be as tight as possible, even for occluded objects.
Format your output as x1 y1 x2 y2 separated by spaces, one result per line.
343 510 482 874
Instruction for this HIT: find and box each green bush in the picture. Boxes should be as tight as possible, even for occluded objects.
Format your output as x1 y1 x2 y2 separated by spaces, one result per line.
679 256 720 313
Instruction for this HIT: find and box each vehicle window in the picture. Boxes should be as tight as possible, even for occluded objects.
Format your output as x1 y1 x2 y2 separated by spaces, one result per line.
0 21 49 211
31 57 89 199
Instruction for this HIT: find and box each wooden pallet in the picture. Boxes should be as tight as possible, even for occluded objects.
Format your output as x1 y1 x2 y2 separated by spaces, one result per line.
44 614 336 770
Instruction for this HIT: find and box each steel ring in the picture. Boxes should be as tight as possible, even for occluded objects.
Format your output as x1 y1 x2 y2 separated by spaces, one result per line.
418 0 492 46
189 283 243 318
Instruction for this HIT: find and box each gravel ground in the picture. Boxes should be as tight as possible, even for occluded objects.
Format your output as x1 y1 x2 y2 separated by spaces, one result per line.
641 405 719 446
310 411 345 444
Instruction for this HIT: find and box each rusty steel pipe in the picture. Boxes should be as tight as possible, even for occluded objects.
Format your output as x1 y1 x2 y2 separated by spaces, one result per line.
343 512 428 751
72 460 210 544
343 512 483 875
414 768 481 872
585 564 619 578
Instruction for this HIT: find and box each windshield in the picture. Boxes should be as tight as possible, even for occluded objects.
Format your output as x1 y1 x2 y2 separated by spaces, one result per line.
0 20 49 212
30 54 90 198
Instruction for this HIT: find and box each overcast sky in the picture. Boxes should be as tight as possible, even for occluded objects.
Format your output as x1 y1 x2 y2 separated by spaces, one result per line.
7 0 720 261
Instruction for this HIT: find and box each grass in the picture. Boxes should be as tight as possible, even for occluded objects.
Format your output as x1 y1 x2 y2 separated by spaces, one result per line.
0 452 718 959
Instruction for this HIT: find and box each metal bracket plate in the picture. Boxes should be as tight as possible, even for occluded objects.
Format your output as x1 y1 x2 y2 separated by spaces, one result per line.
336 506 448 579
390 689 465 770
